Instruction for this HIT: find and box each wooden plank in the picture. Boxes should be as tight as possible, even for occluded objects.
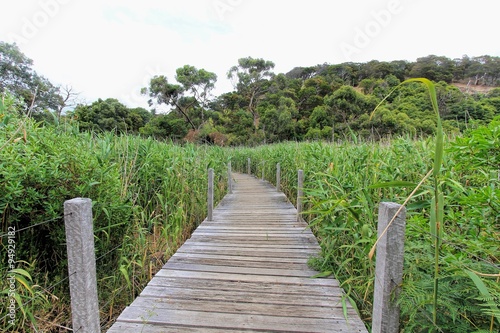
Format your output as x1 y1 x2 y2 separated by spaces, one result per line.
167 255 311 270
107 322 263 333
114 307 366 333
176 245 319 258
154 268 338 286
124 297 357 319
171 252 310 264
139 285 343 307
147 276 338 296
162 262 320 277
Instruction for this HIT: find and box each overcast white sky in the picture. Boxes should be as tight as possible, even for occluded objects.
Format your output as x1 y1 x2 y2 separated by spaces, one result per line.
1 0 499 109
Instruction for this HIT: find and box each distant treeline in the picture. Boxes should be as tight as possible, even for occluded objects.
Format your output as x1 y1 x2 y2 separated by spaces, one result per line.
1 40 499 145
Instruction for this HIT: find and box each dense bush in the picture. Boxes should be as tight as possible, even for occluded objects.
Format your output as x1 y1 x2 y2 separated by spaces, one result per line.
0 93 229 331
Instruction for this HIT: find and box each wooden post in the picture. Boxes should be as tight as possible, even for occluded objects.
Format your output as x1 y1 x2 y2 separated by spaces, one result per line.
228 162 232 194
247 158 251 175
372 202 406 333
297 170 304 222
64 198 100 333
276 163 281 192
261 162 265 180
208 168 214 221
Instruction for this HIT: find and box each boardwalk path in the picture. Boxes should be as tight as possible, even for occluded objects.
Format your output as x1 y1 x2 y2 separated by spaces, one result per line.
107 173 368 332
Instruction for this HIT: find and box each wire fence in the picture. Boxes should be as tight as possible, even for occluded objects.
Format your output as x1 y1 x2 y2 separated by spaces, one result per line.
0 215 67 238
1 205 128 332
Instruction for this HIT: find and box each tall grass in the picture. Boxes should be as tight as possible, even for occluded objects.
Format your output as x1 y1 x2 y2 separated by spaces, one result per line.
229 128 499 332
0 100 230 331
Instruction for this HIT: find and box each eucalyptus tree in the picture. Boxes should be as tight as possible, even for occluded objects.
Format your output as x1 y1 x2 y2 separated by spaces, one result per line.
227 57 275 129
0 41 63 114
143 65 217 130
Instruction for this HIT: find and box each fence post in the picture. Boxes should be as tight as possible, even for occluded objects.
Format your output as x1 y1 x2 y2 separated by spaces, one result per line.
276 163 281 192
64 198 100 333
247 158 251 175
228 162 232 194
372 202 406 333
297 170 304 222
208 168 214 221
262 162 265 180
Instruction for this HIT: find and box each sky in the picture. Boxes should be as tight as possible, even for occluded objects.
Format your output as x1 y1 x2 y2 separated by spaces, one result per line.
1 0 499 109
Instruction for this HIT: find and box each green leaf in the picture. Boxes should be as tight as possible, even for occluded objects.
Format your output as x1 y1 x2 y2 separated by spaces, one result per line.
119 265 131 289
9 268 33 281
437 192 444 243
14 275 34 295
310 271 332 278
430 195 437 237
464 270 500 325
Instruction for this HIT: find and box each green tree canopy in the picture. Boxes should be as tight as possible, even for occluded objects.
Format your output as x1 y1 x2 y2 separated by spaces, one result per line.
227 57 275 129
144 65 217 130
0 42 62 114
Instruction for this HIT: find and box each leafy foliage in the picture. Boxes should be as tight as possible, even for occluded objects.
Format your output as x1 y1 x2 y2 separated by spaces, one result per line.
0 102 230 331
229 121 500 332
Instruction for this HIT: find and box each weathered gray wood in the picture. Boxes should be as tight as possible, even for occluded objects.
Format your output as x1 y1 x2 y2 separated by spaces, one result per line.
372 202 406 333
247 157 251 175
113 307 366 333
128 297 353 319
139 285 343 306
228 161 232 194
64 198 100 333
297 169 304 222
276 162 281 192
147 276 338 294
155 268 338 286
107 322 262 333
208 168 214 221
107 173 368 333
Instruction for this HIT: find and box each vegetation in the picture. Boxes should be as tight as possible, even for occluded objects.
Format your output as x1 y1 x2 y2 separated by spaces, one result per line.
229 119 499 332
2 41 499 144
0 91 230 330
1 40 499 332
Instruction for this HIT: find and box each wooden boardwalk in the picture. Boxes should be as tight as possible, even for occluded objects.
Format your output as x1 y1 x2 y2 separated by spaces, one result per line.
107 173 368 332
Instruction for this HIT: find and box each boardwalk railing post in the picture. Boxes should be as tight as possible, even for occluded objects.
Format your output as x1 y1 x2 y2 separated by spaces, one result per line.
64 198 100 333
208 168 214 221
297 170 304 222
228 162 232 194
262 162 265 180
247 158 251 175
372 202 406 333
276 163 281 192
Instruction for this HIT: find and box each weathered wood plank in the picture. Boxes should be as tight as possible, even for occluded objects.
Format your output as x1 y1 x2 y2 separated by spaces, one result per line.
155 269 338 286
162 262 319 277
147 276 337 295
171 252 310 264
107 172 368 333
139 285 343 307
124 297 359 319
114 307 366 333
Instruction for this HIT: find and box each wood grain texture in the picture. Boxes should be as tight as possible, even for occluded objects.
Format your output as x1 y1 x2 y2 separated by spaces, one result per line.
107 173 368 333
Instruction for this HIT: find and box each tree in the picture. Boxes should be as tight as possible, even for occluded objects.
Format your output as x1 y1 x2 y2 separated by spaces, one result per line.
325 85 371 124
73 98 151 133
0 41 61 113
55 85 80 119
409 55 455 83
139 113 188 140
175 65 217 123
260 97 297 142
227 57 275 129
144 65 217 130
